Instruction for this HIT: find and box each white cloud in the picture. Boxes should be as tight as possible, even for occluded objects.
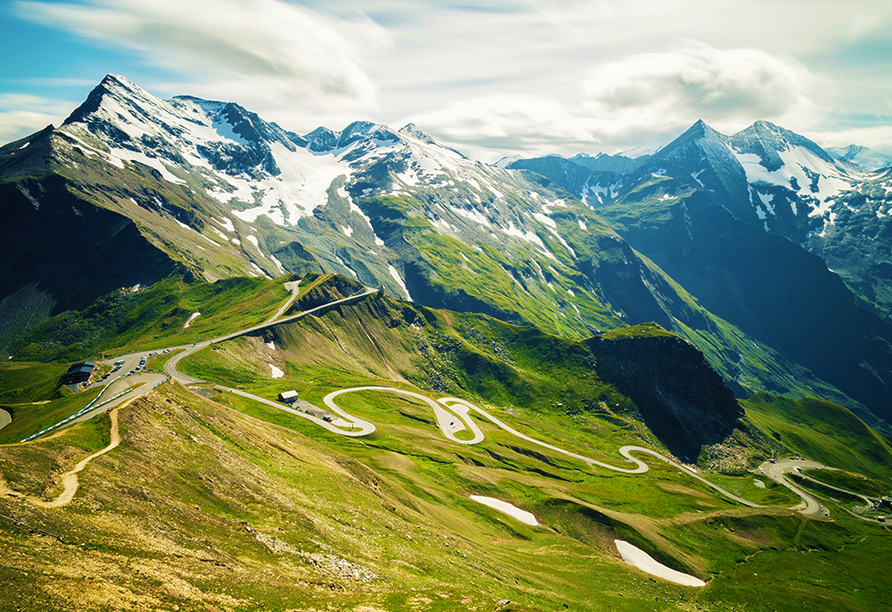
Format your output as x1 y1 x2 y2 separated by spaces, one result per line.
806 124 892 154
16 0 391 122
406 94 604 159
580 42 835 135
0 94 76 143
404 41 840 161
5 0 891 159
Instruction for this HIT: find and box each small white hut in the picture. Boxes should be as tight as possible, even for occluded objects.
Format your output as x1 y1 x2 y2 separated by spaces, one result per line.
277 390 298 404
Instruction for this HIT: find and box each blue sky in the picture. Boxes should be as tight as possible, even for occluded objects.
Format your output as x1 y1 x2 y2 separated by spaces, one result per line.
1 0 891 161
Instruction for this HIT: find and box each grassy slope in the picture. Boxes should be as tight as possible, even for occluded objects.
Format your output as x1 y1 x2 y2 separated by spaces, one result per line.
2 278 892 610
0 275 296 441
2 377 891 611
743 394 892 481
9 275 292 362
174 291 892 609
0 362 69 404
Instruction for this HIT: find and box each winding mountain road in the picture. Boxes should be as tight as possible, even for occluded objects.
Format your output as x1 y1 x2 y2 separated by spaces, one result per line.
320 387 764 510
164 286 377 385
759 459 831 517
17 281 841 517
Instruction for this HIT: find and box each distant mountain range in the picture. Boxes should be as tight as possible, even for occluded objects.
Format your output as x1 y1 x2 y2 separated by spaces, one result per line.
2 74 891 437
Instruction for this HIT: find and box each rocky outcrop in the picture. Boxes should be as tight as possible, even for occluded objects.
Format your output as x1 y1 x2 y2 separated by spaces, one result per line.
585 323 742 460
0 175 180 357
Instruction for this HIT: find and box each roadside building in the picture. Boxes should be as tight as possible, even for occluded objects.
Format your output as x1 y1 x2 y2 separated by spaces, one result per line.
278 390 298 404
63 361 96 385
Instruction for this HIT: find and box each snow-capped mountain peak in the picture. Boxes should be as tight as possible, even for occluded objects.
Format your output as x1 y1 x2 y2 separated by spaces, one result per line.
36 74 598 305
730 120 834 172
728 120 860 226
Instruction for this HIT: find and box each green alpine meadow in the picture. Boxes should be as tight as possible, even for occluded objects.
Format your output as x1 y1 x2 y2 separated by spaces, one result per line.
1 74 891 611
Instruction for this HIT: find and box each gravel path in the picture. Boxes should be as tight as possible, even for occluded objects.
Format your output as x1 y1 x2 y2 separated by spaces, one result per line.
0 408 121 508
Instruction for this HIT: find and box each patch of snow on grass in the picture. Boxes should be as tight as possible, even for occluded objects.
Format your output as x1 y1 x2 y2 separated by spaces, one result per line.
614 540 705 587
500 221 555 259
108 145 186 184
551 229 575 257
757 192 775 215
447 204 491 228
388 265 413 301
578 219 587 230
532 212 556 229
269 255 286 275
341 194 387 245
246 235 259 248
55 130 105 161
335 256 358 278
248 262 270 278
267 341 276 351
470 496 537 526
268 364 284 378
431 218 452 233
182 312 201 329
215 217 235 232
341 225 354 238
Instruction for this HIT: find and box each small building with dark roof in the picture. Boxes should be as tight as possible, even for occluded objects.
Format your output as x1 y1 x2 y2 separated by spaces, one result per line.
278 390 298 404
63 361 95 385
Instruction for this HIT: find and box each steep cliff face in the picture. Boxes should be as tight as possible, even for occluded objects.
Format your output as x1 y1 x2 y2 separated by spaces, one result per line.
585 323 742 460
0 175 180 357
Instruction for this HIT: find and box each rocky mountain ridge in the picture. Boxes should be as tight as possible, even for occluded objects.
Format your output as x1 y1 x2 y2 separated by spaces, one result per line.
2 74 892 437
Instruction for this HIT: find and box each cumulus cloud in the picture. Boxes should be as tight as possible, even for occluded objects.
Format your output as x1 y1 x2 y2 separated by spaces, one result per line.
16 0 391 119
6 0 888 159
404 42 841 160
581 41 836 135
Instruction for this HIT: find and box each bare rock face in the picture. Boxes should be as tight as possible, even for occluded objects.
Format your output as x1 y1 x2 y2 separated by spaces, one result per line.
585 323 742 461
